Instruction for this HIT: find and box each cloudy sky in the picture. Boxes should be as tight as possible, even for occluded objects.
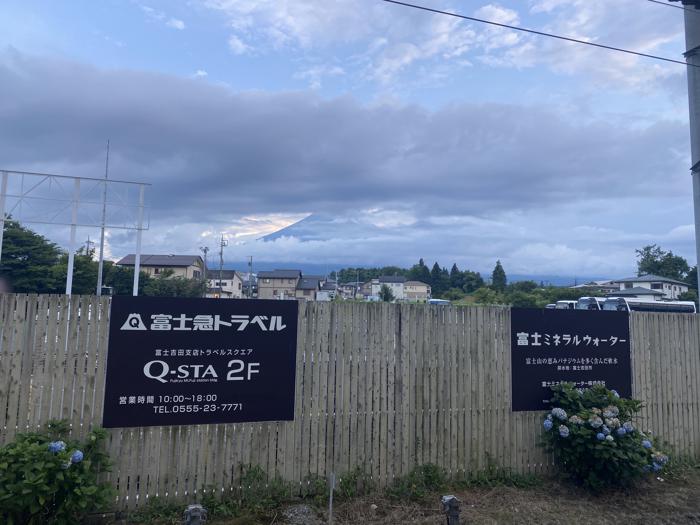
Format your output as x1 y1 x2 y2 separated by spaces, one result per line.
0 0 695 278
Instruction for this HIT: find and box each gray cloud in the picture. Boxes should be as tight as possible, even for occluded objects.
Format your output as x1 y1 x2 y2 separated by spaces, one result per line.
0 49 695 275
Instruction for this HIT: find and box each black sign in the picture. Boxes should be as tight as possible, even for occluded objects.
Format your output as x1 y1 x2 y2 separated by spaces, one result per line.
103 296 298 428
511 308 631 411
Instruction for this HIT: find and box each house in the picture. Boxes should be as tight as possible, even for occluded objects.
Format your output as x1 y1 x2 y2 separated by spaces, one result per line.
569 280 619 294
370 276 406 300
257 270 302 300
605 287 665 300
404 281 431 302
338 282 362 299
296 277 321 301
116 254 204 280
611 274 689 300
206 270 244 299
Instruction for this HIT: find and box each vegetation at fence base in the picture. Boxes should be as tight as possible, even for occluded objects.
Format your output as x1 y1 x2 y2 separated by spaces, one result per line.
453 454 542 489
386 463 449 501
540 383 670 491
0 420 112 525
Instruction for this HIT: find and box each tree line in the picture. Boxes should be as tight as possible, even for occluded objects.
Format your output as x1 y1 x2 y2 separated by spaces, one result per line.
0 219 205 297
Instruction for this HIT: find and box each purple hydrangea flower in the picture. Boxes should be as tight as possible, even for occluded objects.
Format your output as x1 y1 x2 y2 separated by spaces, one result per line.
652 462 662 472
623 422 634 433
602 425 611 436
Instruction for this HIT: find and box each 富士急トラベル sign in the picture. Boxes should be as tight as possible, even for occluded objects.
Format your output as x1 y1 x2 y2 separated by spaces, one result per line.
102 296 298 428
511 308 631 411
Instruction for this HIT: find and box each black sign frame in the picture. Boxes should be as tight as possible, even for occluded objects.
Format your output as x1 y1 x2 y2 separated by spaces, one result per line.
103 296 298 428
511 308 631 411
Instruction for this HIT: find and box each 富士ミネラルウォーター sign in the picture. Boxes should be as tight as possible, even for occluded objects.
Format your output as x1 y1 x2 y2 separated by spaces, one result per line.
511 308 631 411
102 296 298 428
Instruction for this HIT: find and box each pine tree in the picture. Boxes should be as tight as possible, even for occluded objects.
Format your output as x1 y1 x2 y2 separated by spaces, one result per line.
491 260 507 292
0 219 61 293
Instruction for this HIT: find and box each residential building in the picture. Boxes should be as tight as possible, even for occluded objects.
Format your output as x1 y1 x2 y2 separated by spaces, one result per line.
206 270 244 299
569 280 619 294
257 270 302 300
404 280 431 302
338 282 362 299
116 254 204 280
296 277 321 301
611 274 689 300
605 287 665 300
370 276 406 300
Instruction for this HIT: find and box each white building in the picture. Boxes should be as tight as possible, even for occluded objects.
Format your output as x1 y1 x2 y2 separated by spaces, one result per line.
206 270 244 299
370 276 406 300
611 274 689 300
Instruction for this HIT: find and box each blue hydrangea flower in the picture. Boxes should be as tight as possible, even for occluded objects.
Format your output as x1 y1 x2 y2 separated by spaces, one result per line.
602 425 611 436
543 419 553 431
603 406 619 418
652 462 662 472
623 421 634 433
559 425 570 438
71 450 84 463
588 416 603 429
596 433 605 441
642 440 652 449
653 452 669 465
611 390 620 398
551 408 567 421
546 414 553 421
617 427 627 437
48 441 66 454
606 435 614 442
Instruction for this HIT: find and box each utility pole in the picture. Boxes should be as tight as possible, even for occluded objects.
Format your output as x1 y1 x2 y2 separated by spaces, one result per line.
247 255 253 298
96 140 109 296
683 4 700 298
200 246 209 281
218 235 228 288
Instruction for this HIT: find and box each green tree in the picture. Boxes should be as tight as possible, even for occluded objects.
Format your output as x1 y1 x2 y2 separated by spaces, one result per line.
443 287 465 301
679 290 698 307
0 219 61 293
103 263 151 296
636 244 690 281
407 258 431 284
449 263 463 289
378 284 394 302
143 270 206 297
509 291 538 308
50 247 99 295
462 271 484 293
686 266 697 289
472 286 506 305
491 260 507 292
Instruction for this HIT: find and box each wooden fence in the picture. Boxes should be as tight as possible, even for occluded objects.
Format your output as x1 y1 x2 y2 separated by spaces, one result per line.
1 293 699 508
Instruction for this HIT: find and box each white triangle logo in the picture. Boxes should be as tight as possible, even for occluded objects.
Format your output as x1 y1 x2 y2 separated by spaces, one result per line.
121 313 147 331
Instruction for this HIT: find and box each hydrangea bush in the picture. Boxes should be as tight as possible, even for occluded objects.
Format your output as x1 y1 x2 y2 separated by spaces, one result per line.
0 420 112 525
540 383 668 490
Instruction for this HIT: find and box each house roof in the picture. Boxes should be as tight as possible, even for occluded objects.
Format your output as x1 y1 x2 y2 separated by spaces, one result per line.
606 287 665 297
405 280 430 287
613 274 689 286
117 254 203 267
207 270 241 281
257 270 302 279
296 278 321 290
379 275 406 283
321 282 337 291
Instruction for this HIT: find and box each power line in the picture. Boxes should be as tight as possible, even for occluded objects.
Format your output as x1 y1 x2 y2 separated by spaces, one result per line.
648 0 700 13
382 0 697 68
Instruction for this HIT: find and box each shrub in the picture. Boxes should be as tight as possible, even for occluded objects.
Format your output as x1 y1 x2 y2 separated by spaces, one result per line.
540 383 669 491
0 420 112 525
386 464 447 501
